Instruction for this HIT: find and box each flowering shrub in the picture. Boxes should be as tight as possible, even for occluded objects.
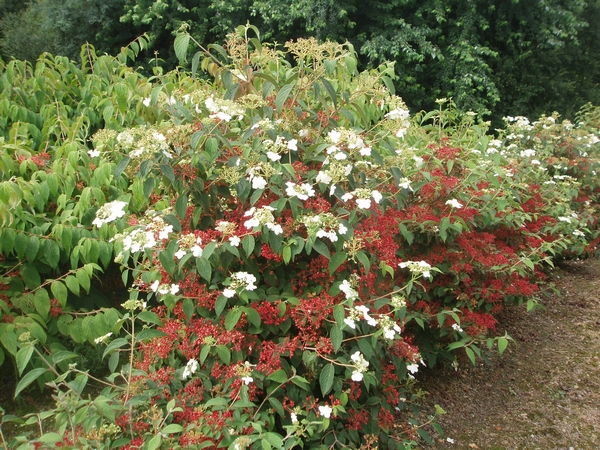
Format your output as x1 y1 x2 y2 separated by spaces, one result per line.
0 25 599 449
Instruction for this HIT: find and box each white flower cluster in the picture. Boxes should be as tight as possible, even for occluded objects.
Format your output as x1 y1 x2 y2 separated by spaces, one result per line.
244 206 283 235
223 272 257 298
92 200 128 227
94 332 113 345
147 216 174 241
350 351 370 381
318 404 333 419
399 260 432 279
121 228 157 253
385 106 411 138
262 135 298 161
174 233 204 259
300 213 347 243
117 128 171 159
205 96 244 122
150 279 180 295
182 358 199 379
445 199 463 209
520 149 536 158
216 221 241 246
398 177 413 191
341 188 383 210
406 358 426 378
285 181 315 201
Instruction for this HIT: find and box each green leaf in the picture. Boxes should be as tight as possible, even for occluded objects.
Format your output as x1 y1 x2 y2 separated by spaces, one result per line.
64 275 80 296
160 164 176 186
51 280 68 307
320 77 337 107
161 423 184 434
224 309 243 331
267 369 288 384
25 236 40 262
355 251 371 275
312 239 330 259
16 345 34 376
147 434 162 450
14 368 48 398
328 251 347 275
333 304 345 327
497 337 508 355
319 364 335 396
175 193 188 220
52 350 79 365
264 432 283 448
465 347 476 365
114 157 130 179
196 257 212 282
268 397 285 417
20 264 40 290
38 432 64 443
75 269 91 294
34 289 50 320
0 331 17 356
137 311 163 326
136 329 167 341
275 82 295 112
216 345 230 364
330 325 342 352
102 337 128 358
174 33 190 63
242 235 255 257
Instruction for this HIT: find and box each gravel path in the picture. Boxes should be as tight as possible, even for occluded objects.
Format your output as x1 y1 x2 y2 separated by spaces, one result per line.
419 258 600 450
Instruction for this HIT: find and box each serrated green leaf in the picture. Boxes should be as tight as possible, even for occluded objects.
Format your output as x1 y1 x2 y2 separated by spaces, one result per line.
275 82 295 112
137 311 163 326
267 369 288 384
136 329 167 341
328 251 347 275
161 423 184 434
34 289 50 320
25 236 40 263
497 337 508 355
51 281 68 307
16 345 34 376
224 309 243 331
319 364 334 396
64 275 80 296
14 368 48 398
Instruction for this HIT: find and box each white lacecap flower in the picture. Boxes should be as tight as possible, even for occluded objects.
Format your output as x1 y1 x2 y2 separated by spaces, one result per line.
351 370 364 381
344 317 356 329
93 200 128 227
318 405 333 418
88 149 101 158
328 129 341 143
291 413 298 423
356 198 371 209
223 288 236 298
150 280 160 292
94 332 112 344
175 249 187 259
316 171 332 184
406 363 419 374
287 139 298 151
182 359 199 379
252 176 267 190
445 199 463 209
229 236 241 247
241 376 253 385
191 245 203 257
266 151 281 161
142 97 151 107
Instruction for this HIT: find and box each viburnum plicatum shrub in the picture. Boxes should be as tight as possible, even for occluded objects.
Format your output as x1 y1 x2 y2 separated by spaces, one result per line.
1 24 598 449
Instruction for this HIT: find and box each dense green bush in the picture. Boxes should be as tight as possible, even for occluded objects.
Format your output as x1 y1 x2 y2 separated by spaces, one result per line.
0 25 598 449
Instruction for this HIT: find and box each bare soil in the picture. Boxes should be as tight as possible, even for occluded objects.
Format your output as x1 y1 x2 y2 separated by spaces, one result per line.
419 258 600 450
